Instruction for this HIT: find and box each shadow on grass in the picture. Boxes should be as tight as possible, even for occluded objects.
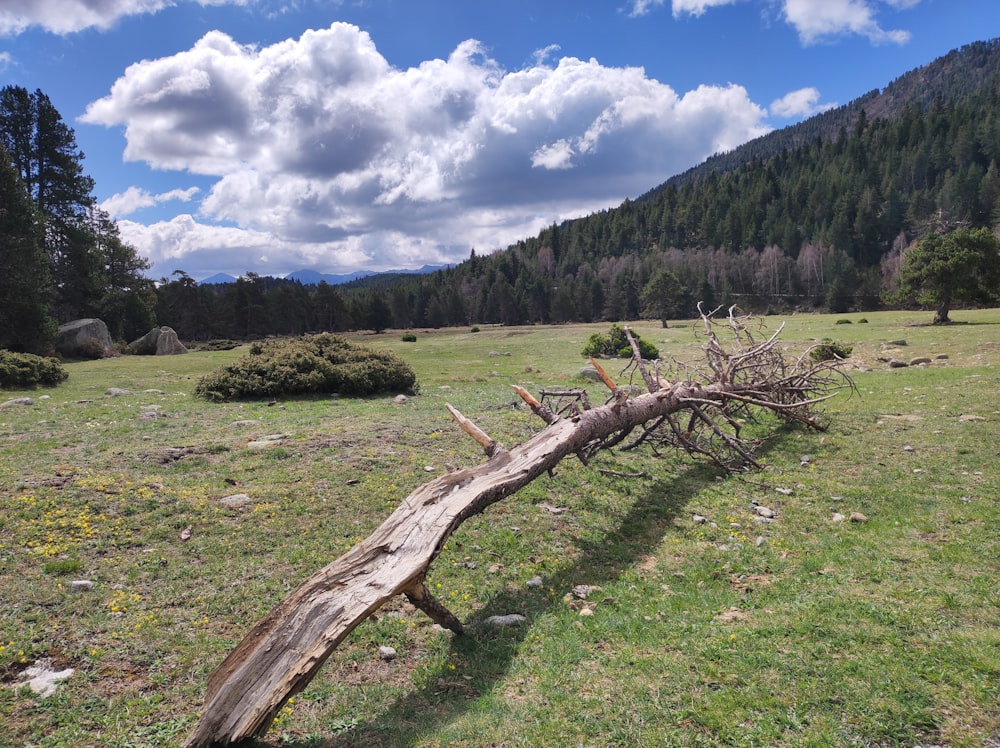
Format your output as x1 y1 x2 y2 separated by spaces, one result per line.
263 459 723 748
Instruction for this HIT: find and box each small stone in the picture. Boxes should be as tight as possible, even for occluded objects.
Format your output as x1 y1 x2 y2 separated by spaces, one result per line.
755 505 777 518
526 577 543 588
246 434 286 450
423 465 435 472
888 359 909 368
692 514 707 524
935 354 949 360
15 660 74 698
958 414 986 422
70 580 94 591
578 608 594 617
909 357 932 366
104 387 132 397
392 394 408 405
484 614 527 627
885 339 908 346
775 487 793 496
755 536 766 547
902 445 915 452
849 511 868 523
0 397 34 408
219 493 253 508
378 646 397 661
831 512 846 523
572 584 600 599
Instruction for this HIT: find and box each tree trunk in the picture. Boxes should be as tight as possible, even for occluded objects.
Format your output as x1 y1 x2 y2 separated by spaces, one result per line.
183 315 850 747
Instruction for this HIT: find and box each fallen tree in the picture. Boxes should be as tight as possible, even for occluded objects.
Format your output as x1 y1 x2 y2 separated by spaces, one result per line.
184 308 853 747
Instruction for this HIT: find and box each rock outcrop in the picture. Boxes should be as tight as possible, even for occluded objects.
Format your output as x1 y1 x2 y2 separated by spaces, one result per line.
55 319 113 359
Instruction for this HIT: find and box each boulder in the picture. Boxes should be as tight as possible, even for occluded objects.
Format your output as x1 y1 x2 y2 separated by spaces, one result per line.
55 319 113 359
129 326 188 355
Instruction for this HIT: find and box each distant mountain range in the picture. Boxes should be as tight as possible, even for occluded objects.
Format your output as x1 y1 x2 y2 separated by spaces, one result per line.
197 265 450 286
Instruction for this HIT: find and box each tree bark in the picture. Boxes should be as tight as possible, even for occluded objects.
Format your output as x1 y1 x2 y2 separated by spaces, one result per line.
184 317 850 747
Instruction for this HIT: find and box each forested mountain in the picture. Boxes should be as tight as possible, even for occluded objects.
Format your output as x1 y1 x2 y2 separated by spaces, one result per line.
149 38 1000 339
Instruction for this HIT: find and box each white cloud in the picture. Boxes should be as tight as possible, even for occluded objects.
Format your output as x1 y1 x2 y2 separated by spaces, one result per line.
83 23 772 276
100 185 200 217
781 0 913 45
627 0 666 17
770 87 837 118
671 0 740 18
0 0 248 36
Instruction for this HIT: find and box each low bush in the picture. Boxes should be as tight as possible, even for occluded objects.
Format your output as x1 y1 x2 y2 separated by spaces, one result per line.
809 338 853 362
835 318 853 325
401 333 417 342
582 324 660 360
194 334 418 401
0 350 69 389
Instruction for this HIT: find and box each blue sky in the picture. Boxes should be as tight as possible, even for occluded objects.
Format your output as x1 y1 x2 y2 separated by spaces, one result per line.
2 1 998 280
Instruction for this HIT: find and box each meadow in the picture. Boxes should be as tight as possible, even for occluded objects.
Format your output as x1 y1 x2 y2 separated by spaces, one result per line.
1 309 998 747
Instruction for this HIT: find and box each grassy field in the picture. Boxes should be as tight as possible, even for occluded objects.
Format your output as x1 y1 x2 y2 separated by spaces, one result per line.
1 309 998 747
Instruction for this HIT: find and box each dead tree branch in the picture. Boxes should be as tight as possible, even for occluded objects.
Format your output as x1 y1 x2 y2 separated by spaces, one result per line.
183 309 853 747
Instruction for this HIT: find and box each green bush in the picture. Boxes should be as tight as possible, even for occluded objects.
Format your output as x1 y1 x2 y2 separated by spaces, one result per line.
470 326 480 333
401 333 417 342
582 324 660 360
0 350 69 389
835 318 853 325
194 334 418 401
809 338 853 362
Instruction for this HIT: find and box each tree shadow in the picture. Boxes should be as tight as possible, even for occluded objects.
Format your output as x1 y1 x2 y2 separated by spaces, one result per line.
260 459 722 748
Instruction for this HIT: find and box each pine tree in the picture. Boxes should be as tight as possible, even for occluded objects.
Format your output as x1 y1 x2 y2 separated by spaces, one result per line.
0 151 57 353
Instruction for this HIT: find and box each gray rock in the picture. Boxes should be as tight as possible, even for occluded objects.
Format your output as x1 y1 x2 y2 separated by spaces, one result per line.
754 505 777 519
219 493 253 508
526 577 543 588
484 614 527 627
378 645 397 661
55 319 113 359
885 339 908 346
692 514 707 524
129 326 188 355
105 387 132 397
0 397 34 409
909 357 932 366
935 354 949 360
246 434 286 450
393 394 408 405
888 359 909 368
579 366 603 382
69 580 94 591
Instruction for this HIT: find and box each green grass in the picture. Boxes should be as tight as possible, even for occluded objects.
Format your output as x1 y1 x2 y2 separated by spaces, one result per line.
1 310 998 747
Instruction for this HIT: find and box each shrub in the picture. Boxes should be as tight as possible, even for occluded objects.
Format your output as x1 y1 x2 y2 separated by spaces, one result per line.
470 326 480 333
858 318 869 324
835 319 853 325
582 324 659 360
194 334 418 401
401 333 417 342
0 350 69 389
809 338 853 362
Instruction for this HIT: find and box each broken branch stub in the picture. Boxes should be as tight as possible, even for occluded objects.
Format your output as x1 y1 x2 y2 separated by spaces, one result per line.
183 310 852 747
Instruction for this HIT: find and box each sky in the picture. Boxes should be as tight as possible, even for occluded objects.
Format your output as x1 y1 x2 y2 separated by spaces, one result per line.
2 1 999 281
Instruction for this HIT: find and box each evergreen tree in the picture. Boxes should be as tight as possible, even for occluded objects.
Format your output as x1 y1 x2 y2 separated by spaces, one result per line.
0 151 57 352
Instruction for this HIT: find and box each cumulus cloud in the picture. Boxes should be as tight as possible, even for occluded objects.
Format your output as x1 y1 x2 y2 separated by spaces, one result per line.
636 0 917 45
83 23 771 275
782 0 912 45
100 185 200 217
670 0 739 18
0 0 247 36
770 87 837 118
